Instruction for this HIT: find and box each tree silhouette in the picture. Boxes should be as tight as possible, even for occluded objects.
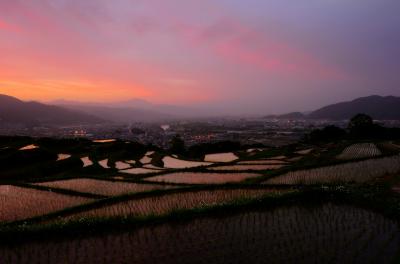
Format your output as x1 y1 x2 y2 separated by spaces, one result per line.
348 114 378 139
187 141 241 159
348 114 373 130
169 135 185 154
306 125 347 143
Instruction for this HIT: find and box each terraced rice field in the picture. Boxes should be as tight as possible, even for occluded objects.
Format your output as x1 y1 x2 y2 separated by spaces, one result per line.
139 151 155 164
81 157 93 167
119 168 161 175
246 148 263 153
98 159 110 169
287 156 303 162
143 164 166 170
162 156 211 169
268 155 287 160
204 153 238 162
380 142 400 152
115 161 131 170
337 143 382 160
61 189 280 221
139 155 152 164
264 155 400 185
0 185 91 223
19 144 39 151
35 179 174 196
209 164 285 171
57 154 71 161
238 160 288 165
2 203 399 264
92 139 116 143
145 172 260 184
295 148 313 155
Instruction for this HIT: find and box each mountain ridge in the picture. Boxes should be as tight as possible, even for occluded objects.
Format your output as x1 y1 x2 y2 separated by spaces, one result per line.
2 94 400 124
59 104 175 123
267 95 400 120
0 94 105 126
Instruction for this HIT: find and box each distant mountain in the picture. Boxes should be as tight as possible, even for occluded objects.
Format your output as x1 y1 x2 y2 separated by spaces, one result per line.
105 100 212 118
265 112 306 120
0 94 104 126
59 104 175 123
265 95 400 121
52 99 216 120
52 98 153 109
107 98 154 109
308 95 400 120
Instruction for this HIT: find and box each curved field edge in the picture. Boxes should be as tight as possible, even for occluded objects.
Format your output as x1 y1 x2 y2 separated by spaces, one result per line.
7 146 397 185
84 151 400 180
246 153 400 184
0 185 292 228
12 182 109 199
1 185 399 242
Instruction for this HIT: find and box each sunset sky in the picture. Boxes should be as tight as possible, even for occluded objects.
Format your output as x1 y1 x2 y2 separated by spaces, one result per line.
1 0 399 114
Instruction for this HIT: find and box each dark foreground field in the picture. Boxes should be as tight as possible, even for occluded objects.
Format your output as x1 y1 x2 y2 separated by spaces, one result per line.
1 198 399 264
1 136 400 263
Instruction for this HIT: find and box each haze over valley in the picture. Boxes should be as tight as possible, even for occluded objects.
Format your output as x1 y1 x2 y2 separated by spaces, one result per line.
2 93 400 126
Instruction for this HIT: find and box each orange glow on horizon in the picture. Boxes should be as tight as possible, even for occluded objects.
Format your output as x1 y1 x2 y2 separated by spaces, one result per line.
0 77 216 104
0 78 154 102
2 0 393 113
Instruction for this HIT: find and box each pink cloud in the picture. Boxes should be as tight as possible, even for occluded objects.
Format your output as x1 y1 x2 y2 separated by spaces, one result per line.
175 19 345 80
213 34 344 80
0 0 349 105
0 19 21 32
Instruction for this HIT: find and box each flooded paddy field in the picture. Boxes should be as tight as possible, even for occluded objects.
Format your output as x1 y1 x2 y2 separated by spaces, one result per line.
162 156 212 169
80 157 93 167
114 161 131 170
18 144 39 151
204 152 238 162
56 154 71 161
1 202 398 264
294 148 313 155
98 159 110 169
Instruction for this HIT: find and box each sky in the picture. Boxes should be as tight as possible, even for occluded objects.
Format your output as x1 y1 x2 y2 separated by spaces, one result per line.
0 0 399 114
